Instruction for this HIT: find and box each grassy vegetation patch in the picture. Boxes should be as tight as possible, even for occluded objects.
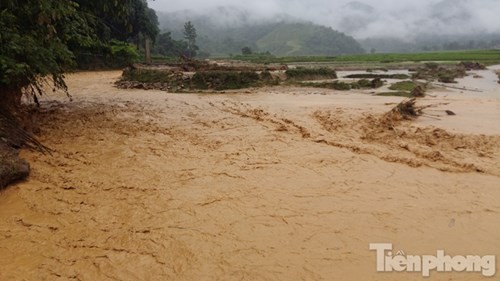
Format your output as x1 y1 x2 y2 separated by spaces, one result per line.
345 73 409 79
121 68 176 83
331 82 352 91
299 78 384 91
286 67 337 80
192 71 261 90
389 81 418 91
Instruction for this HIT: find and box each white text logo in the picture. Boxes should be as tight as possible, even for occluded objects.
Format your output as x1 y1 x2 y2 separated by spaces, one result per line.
370 243 496 277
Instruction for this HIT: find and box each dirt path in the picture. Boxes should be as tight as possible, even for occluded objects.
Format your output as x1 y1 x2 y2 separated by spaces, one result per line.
0 71 499 280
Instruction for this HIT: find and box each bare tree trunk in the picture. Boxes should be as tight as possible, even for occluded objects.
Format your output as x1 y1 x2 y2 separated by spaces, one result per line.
145 37 152 64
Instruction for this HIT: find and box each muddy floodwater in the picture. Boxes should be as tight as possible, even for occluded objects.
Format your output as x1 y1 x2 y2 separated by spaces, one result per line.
0 70 499 280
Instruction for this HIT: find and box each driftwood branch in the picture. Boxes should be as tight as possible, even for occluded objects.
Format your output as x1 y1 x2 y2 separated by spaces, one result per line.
433 83 483 93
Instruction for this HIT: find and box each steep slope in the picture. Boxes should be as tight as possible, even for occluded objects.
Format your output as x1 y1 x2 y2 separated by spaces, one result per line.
257 23 364 56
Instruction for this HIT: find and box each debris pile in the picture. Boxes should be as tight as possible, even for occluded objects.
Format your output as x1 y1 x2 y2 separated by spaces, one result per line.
116 68 190 91
458 61 486 71
299 78 384 91
410 85 426 97
116 67 280 91
390 98 422 119
378 98 426 129
411 63 466 83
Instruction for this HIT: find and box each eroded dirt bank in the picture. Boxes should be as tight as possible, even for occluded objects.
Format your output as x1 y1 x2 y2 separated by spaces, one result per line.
0 71 499 280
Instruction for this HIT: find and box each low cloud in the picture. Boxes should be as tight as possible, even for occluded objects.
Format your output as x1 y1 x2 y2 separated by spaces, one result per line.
149 0 500 38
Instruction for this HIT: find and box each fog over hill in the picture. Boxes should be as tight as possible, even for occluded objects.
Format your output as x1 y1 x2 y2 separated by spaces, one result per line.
151 0 500 54
151 0 500 39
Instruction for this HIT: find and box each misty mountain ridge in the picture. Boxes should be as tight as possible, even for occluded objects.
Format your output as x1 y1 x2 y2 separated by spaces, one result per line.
157 7 364 57
156 3 500 56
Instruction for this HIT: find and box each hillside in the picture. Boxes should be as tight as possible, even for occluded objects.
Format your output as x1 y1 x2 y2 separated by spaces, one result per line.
157 10 365 57
256 23 364 56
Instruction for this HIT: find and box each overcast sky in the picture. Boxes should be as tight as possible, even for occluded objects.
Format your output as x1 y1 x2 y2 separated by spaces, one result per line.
148 0 500 38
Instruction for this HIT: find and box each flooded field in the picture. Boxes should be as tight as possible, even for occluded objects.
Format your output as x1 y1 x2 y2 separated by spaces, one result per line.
0 68 499 280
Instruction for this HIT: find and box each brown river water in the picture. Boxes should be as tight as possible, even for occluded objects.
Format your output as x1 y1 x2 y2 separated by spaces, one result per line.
0 70 499 280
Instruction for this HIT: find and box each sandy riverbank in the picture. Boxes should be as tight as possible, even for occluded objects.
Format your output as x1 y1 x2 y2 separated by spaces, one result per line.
0 70 499 280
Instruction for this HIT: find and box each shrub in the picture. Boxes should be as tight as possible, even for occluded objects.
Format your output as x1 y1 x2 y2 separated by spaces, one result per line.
331 82 351 90
108 40 140 67
370 78 384 88
260 71 273 81
424 62 439 70
299 78 383 91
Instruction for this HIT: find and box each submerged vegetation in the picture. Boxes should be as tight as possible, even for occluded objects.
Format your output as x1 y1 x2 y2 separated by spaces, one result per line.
298 78 384 91
285 68 337 80
117 68 279 91
345 73 409 79
191 71 262 90
376 91 413 97
380 81 427 97
118 57 490 93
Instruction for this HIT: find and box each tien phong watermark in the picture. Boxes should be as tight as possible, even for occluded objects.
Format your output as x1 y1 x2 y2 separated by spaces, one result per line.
370 243 496 277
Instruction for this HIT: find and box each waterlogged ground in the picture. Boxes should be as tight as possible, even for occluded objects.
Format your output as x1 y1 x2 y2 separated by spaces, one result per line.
0 70 499 280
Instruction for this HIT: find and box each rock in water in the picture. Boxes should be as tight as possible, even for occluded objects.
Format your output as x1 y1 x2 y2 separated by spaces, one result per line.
0 143 30 188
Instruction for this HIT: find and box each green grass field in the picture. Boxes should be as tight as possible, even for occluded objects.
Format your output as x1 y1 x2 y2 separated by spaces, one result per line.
231 49 500 65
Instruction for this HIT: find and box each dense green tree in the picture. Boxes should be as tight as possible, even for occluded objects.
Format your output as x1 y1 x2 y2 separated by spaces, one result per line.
183 21 198 58
71 0 159 67
72 0 157 42
0 0 82 107
153 32 188 57
241 47 253 55
0 0 158 108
